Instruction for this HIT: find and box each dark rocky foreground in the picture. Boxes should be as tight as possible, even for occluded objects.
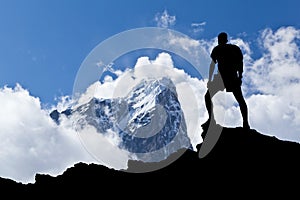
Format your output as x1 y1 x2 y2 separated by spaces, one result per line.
1 127 299 197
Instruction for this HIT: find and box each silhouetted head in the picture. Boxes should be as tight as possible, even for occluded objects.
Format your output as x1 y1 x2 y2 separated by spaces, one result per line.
218 32 228 45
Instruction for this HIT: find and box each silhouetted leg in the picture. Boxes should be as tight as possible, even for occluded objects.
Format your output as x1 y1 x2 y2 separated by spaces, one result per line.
203 87 219 127
204 91 213 120
232 88 250 129
201 88 219 142
205 88 219 121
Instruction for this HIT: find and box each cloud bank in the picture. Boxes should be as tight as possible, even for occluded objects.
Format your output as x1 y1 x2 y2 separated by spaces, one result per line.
0 85 96 184
245 27 300 141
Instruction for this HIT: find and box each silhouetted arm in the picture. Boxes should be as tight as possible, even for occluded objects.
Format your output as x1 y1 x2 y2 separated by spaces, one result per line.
209 59 216 82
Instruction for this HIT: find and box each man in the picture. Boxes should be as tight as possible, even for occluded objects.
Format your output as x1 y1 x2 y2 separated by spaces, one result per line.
203 32 250 133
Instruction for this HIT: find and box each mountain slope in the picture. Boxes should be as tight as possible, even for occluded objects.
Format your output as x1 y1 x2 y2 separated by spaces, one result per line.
1 127 299 196
51 77 191 164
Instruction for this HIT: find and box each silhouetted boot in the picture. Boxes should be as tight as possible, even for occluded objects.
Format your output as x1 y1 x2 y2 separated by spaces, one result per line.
201 118 210 132
201 116 216 139
198 117 217 153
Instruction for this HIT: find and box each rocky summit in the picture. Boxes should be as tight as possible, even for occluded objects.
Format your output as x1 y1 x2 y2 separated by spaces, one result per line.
51 77 191 163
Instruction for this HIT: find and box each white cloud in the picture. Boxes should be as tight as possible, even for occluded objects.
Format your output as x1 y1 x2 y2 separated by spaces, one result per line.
191 22 206 26
245 26 300 142
169 35 200 54
247 94 300 138
168 33 200 53
191 22 206 33
247 27 300 95
0 83 130 184
155 10 176 28
230 38 253 67
72 124 129 170
0 84 96 184
165 32 211 78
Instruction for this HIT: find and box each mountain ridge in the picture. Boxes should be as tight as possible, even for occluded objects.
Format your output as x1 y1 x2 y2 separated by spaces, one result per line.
51 77 191 164
1 126 299 196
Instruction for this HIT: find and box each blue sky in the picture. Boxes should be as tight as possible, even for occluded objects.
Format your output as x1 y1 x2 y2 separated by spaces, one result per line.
0 0 299 104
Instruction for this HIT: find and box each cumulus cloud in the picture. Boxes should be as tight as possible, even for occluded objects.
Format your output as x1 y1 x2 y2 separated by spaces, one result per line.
72 123 130 170
245 26 300 141
155 10 176 28
168 33 201 53
247 27 300 95
0 84 96 184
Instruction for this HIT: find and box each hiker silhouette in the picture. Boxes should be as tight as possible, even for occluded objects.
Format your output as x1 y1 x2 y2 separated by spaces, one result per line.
202 32 250 138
